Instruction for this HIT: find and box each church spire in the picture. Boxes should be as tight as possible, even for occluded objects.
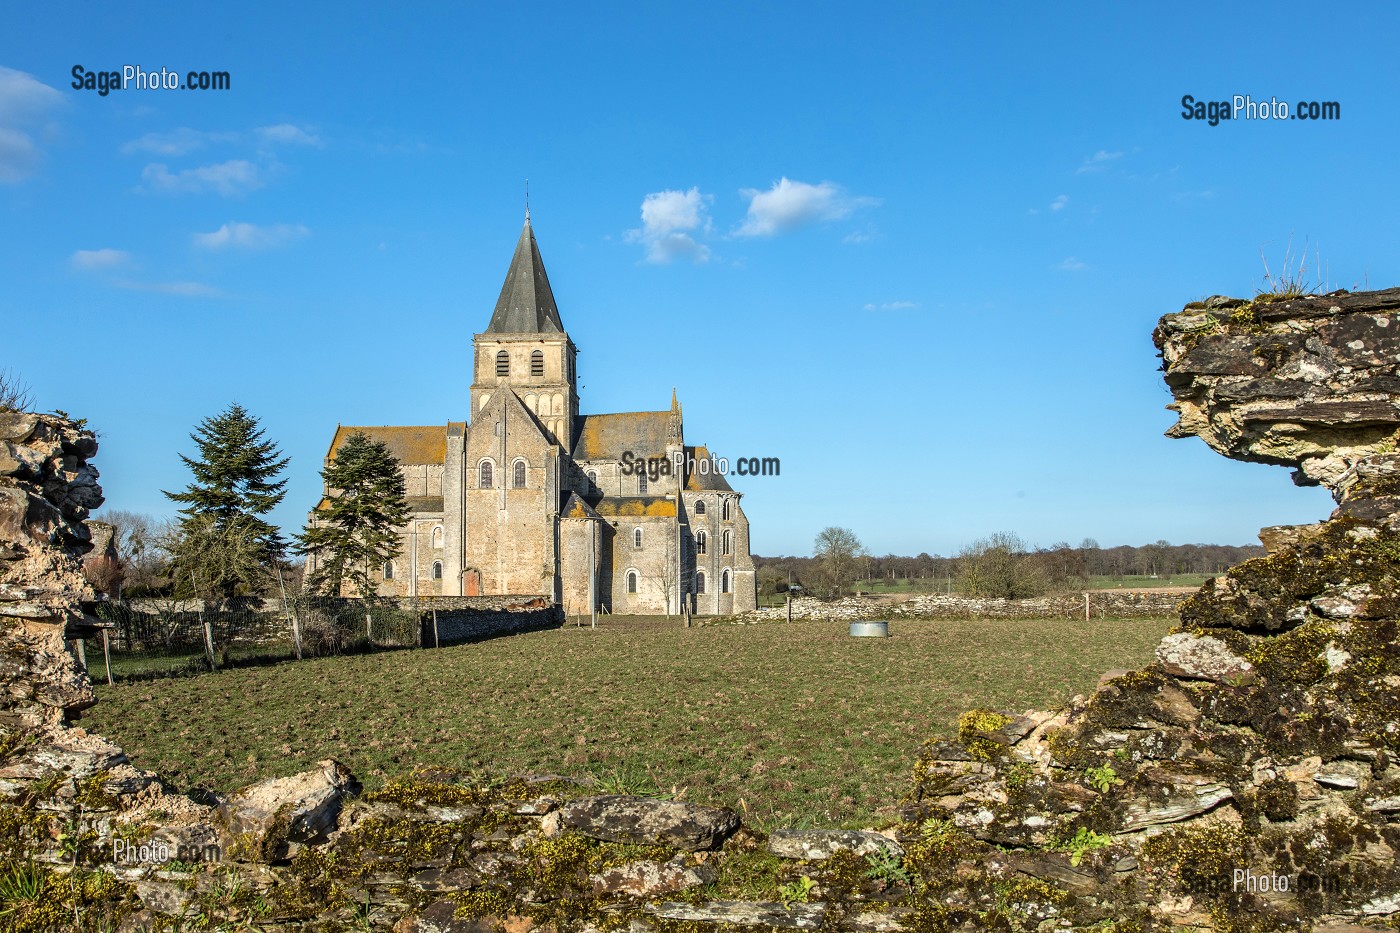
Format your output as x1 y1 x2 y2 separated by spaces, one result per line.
485 216 564 334
667 389 683 441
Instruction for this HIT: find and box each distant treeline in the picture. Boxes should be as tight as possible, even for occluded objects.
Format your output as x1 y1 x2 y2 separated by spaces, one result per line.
753 540 1265 595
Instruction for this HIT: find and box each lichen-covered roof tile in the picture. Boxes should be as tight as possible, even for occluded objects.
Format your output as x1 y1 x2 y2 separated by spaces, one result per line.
683 446 735 492
327 426 447 465
593 496 677 517
561 492 603 520
572 411 671 461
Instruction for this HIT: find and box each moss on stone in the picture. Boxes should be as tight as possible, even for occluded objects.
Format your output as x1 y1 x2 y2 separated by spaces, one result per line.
1141 822 1247 896
957 709 1014 762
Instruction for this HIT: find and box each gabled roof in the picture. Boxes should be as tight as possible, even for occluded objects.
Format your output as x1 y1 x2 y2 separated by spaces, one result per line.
560 492 603 520
327 426 446 465
485 217 565 334
683 445 734 492
572 411 670 461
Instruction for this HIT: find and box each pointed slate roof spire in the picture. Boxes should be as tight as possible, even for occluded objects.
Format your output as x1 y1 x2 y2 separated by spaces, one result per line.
667 389 683 441
486 215 564 334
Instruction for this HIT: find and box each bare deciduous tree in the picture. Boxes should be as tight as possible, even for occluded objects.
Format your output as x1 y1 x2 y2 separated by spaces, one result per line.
958 531 1046 599
813 526 865 597
91 509 172 595
0 368 34 412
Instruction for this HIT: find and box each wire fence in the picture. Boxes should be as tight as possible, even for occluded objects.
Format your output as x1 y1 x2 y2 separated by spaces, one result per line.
78 596 433 683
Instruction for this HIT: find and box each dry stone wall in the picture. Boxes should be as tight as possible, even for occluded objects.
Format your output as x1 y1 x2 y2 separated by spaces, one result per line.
3 288 1400 932
732 591 1186 624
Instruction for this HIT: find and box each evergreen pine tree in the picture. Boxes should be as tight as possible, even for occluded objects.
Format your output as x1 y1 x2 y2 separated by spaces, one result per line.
163 402 289 596
296 432 410 599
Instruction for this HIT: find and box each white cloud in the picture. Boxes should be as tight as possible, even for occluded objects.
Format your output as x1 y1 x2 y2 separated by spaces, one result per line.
256 123 322 147
1058 256 1087 272
0 66 64 184
625 187 713 264
121 128 237 156
1076 150 1123 174
114 279 223 298
1050 194 1069 212
194 222 309 250
863 300 920 311
141 159 263 196
734 177 878 238
123 124 321 156
70 249 130 270
0 128 41 185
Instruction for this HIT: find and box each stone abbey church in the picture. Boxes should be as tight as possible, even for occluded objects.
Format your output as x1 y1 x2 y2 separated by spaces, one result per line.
312 215 757 615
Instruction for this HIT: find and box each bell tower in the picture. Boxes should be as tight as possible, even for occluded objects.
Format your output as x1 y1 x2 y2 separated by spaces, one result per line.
470 213 579 449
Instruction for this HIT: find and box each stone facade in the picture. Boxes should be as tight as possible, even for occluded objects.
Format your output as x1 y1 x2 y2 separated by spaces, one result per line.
307 216 757 614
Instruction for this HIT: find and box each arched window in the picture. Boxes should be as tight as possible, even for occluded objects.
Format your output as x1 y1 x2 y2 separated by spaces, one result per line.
694 500 705 516
530 349 544 376
432 561 443 580
587 470 597 486
722 529 732 555
721 569 731 593
633 527 643 548
479 460 494 489
638 472 648 494
495 350 510 376
722 499 731 520
696 571 706 594
513 459 527 488
431 526 443 548
384 561 394 580
695 530 707 555
627 571 638 594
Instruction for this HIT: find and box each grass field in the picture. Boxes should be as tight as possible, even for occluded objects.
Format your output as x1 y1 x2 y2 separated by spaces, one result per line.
84 615 1174 830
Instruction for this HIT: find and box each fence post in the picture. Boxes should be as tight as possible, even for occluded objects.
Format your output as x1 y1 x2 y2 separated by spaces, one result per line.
198 604 216 671
101 628 114 686
275 561 302 661
1084 592 1090 622
432 609 440 648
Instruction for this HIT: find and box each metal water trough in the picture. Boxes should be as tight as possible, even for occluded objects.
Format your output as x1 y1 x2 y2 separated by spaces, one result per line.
849 620 889 638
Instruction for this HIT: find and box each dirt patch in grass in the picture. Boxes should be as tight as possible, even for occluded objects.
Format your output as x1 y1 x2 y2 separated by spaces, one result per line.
83 616 1171 829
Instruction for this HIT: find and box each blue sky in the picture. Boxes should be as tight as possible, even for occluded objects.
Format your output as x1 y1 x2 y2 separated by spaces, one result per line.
4 2 1395 557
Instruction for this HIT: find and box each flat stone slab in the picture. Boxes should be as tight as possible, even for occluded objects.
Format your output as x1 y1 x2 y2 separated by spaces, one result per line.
219 759 360 861
649 900 826 929
768 829 903 861
559 795 739 851
590 856 713 897
1121 769 1233 829
1156 632 1256 685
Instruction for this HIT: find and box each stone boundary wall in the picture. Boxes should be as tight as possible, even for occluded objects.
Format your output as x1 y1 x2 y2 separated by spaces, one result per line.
732 590 1187 623
110 595 563 651
124 593 555 614
431 606 561 644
